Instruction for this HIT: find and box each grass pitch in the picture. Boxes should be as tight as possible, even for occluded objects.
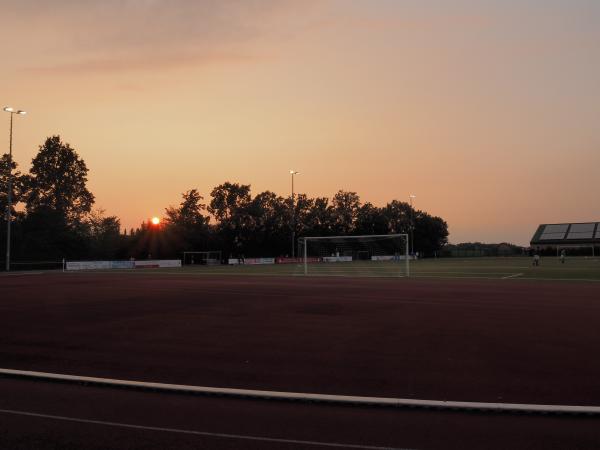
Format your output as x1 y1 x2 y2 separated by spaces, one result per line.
85 256 600 282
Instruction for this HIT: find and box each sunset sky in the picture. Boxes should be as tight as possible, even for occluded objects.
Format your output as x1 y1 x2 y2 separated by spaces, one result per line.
1 0 599 245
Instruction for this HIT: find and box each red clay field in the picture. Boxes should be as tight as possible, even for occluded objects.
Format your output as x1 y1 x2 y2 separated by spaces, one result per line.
2 272 600 404
2 271 600 449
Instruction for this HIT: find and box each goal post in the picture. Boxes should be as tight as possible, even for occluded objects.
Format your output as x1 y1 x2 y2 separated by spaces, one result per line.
302 234 410 277
183 251 222 265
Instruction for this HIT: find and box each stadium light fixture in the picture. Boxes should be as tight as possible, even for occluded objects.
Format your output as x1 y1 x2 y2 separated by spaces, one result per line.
3 106 27 272
290 170 300 258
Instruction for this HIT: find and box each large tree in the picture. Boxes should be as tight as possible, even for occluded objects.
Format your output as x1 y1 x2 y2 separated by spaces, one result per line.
414 213 449 255
87 209 122 259
246 190 288 256
24 136 94 224
298 196 332 237
331 190 361 234
383 200 412 234
355 202 389 235
165 189 207 228
164 189 210 253
208 182 251 223
209 182 252 255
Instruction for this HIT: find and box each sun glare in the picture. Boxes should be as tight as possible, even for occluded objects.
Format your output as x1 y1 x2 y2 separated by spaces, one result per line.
151 217 160 225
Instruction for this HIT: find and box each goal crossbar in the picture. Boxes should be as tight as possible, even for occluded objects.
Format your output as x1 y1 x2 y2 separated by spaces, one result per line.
303 234 407 241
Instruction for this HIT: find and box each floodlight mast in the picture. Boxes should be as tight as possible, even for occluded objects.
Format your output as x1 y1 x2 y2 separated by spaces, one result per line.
3 107 26 272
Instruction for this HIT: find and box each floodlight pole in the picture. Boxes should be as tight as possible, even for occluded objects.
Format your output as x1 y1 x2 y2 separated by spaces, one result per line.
290 170 299 258
3 107 26 272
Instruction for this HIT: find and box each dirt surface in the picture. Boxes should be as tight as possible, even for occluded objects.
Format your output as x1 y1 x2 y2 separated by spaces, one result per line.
2 273 600 405
1 378 600 450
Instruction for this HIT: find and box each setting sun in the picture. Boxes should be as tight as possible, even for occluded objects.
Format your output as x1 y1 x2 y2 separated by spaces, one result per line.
151 217 160 225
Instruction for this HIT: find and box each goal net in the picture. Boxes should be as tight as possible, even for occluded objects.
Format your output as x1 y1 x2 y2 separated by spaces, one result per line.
183 251 222 265
301 234 409 277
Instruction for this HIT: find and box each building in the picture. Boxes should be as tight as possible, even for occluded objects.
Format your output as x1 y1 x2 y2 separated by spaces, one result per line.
530 222 600 256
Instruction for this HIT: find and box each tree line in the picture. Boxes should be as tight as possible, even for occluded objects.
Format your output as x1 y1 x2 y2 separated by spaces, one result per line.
1 136 449 265
441 242 525 257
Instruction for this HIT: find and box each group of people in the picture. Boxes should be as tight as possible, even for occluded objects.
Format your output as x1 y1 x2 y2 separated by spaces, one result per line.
532 249 566 266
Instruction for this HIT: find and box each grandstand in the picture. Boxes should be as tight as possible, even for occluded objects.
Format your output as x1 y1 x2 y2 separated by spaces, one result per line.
530 222 600 256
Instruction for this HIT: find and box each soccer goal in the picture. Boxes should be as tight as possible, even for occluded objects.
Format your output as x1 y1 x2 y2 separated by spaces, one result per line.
183 251 222 265
301 234 410 277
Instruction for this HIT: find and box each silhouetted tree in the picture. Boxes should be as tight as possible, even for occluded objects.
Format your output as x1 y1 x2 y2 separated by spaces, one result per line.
383 200 411 234
413 213 448 255
164 189 210 253
246 190 288 256
24 136 94 224
209 182 252 255
87 209 122 259
355 203 388 235
11 137 95 260
299 196 333 237
165 189 207 228
331 190 361 234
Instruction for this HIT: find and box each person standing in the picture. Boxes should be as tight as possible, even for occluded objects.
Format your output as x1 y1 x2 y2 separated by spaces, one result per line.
560 249 566 264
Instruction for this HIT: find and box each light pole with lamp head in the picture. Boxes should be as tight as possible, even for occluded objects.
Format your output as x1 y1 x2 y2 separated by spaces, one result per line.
290 170 299 258
3 107 27 272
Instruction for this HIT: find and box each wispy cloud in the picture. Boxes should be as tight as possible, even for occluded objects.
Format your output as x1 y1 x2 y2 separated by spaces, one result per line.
2 0 326 74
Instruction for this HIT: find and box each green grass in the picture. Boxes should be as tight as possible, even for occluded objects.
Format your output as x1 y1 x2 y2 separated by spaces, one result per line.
9 256 594 281
84 256 600 282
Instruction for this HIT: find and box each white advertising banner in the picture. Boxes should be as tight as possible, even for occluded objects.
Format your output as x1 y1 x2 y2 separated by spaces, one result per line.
66 261 111 271
135 260 181 269
371 255 394 261
228 258 275 265
66 260 181 271
244 258 275 265
322 256 353 263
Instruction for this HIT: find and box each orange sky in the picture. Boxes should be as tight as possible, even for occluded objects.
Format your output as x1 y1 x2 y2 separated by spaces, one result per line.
2 1 599 245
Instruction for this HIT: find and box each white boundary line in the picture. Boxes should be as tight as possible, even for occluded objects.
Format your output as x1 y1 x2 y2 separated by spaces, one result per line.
1 368 599 415
0 408 411 450
501 273 523 279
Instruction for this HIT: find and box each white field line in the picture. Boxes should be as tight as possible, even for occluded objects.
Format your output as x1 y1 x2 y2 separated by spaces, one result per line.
1 368 599 415
0 409 411 450
501 273 523 279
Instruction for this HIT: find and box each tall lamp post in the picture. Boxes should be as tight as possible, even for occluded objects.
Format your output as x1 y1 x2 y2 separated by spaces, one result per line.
290 170 299 258
3 107 26 272
409 194 416 256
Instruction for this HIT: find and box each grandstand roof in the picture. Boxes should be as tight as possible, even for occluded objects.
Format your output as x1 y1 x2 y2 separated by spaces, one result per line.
530 222 600 246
